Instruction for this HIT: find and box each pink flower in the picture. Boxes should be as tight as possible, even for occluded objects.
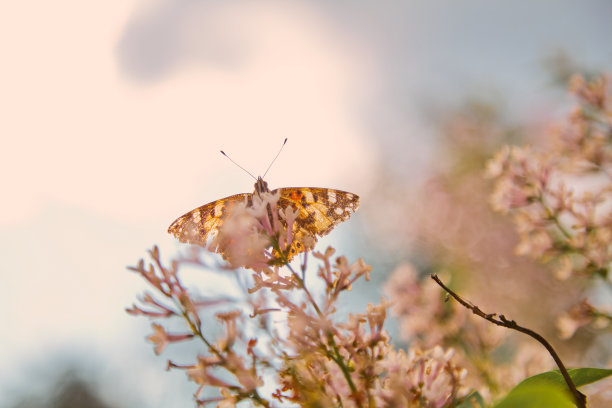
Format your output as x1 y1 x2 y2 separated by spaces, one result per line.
278 205 299 251
557 300 597 339
147 323 193 355
211 201 271 270
185 355 234 389
376 346 467 407
210 190 309 270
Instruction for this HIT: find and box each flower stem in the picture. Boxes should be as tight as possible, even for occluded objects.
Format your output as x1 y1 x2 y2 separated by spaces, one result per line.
274 241 361 407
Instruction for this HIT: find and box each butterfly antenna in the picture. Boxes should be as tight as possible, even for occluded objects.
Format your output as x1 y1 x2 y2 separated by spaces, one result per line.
262 138 287 179
220 150 257 180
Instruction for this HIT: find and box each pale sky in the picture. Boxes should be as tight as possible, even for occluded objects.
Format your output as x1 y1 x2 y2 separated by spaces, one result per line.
1 1 611 406
0 1 378 405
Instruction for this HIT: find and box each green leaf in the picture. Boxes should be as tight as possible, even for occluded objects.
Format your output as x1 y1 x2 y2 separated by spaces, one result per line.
493 368 612 408
457 391 485 408
493 383 574 408
516 367 612 389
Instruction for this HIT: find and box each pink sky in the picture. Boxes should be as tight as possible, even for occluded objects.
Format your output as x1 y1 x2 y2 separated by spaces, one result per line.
0 1 376 225
0 1 377 404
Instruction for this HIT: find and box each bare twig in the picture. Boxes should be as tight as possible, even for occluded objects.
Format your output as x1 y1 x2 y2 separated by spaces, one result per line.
430 274 586 408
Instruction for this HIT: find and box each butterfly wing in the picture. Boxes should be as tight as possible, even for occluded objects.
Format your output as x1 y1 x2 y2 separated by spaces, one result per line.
168 187 359 261
168 193 252 247
276 187 359 258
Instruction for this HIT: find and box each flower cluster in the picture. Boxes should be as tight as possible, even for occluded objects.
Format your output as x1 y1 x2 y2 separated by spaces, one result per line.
127 247 268 406
486 74 612 337
368 97 582 402
128 191 469 407
487 75 612 273
209 191 302 270
376 347 467 407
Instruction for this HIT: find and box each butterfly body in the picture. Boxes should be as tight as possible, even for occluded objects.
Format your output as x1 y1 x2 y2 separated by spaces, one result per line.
168 177 359 259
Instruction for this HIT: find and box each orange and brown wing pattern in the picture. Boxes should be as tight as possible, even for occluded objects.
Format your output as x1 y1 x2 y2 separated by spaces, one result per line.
276 187 359 257
167 193 251 247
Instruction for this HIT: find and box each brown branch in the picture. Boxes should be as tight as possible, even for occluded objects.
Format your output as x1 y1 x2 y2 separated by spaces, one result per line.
430 274 586 408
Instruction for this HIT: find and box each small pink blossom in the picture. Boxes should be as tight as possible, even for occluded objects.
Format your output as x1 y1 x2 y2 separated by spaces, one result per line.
211 202 271 270
557 300 598 339
186 355 234 389
147 323 193 355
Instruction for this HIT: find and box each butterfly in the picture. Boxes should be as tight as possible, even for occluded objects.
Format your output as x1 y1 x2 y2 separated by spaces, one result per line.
167 176 359 261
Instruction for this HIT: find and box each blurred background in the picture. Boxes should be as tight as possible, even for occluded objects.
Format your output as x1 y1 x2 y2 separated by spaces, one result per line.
2 1 612 406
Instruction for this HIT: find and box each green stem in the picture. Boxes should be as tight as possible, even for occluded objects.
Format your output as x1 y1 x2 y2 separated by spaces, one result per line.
539 193 573 240
273 239 362 407
327 332 361 405
177 305 224 361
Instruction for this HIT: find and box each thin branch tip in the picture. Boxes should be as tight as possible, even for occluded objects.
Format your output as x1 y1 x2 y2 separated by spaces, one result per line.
431 274 587 408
